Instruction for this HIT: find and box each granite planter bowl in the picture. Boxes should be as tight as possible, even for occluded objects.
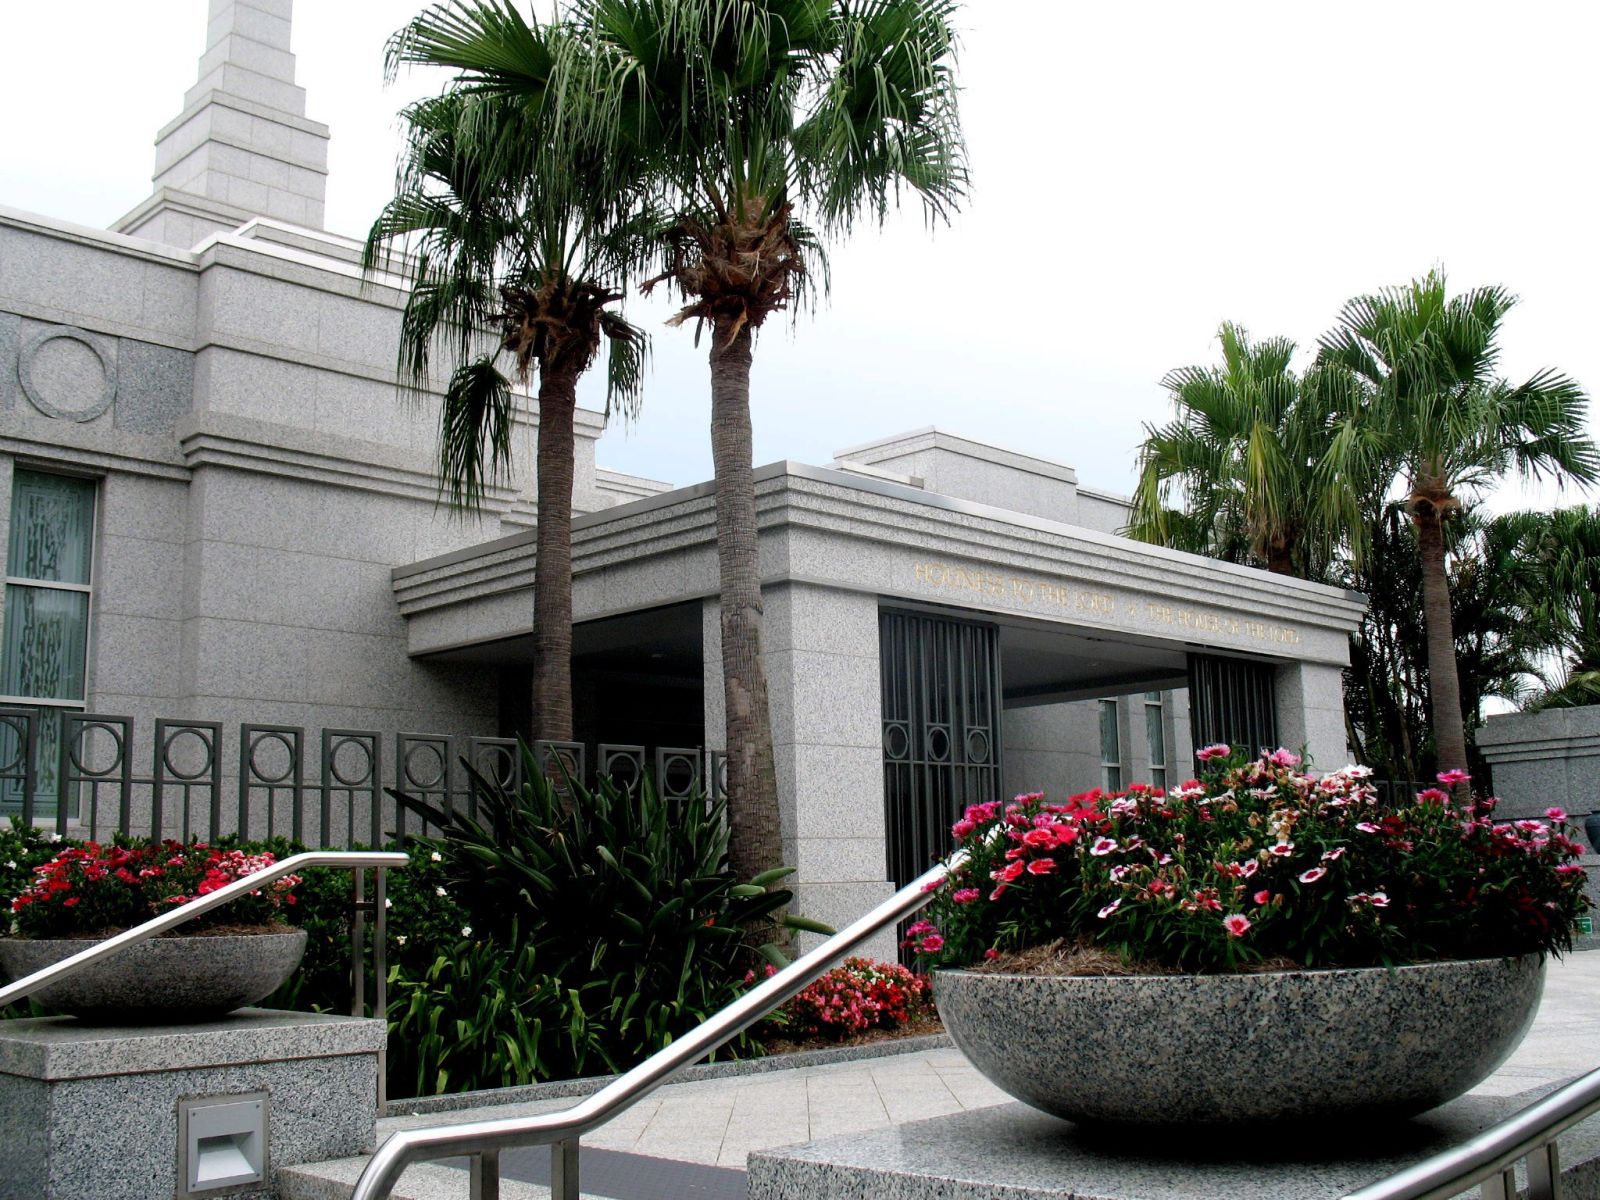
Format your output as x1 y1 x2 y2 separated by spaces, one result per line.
0 927 307 1023
934 956 1545 1126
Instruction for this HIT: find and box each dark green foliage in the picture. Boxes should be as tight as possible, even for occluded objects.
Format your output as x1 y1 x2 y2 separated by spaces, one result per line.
384 744 824 1092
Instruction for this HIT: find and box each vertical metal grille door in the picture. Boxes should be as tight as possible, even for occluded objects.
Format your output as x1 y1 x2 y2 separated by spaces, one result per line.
880 609 1002 892
1187 653 1278 754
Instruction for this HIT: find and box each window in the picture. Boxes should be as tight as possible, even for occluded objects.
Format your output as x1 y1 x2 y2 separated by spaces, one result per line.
1098 699 1121 792
1144 691 1166 790
1 469 96 812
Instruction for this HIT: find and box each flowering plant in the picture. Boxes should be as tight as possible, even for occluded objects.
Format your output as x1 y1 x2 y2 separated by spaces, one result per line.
914 748 1589 974
749 956 933 1040
6 841 298 939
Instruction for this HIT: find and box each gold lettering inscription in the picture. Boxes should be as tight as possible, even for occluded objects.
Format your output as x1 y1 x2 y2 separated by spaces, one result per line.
912 560 1300 647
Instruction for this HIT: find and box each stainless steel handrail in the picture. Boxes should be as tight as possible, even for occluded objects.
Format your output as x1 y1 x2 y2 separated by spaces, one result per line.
0 850 408 1010
350 851 966 1200
1343 1063 1600 1200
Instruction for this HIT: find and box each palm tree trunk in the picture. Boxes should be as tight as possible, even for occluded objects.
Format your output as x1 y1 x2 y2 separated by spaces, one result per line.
1414 506 1468 776
531 363 579 744
708 319 783 884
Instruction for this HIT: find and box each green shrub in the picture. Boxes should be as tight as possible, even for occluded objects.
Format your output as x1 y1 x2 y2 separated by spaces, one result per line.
387 925 612 1095
391 745 827 1082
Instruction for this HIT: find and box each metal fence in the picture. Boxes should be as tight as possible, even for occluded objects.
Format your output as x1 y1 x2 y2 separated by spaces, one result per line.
0 707 725 847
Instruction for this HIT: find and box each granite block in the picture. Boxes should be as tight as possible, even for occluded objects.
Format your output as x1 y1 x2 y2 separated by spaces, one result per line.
0 1010 383 1200
747 1091 1600 1200
0 1008 386 1080
114 339 194 434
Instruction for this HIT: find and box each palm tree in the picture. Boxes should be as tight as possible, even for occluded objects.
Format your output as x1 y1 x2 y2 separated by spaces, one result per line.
1519 506 1600 709
1128 322 1370 581
366 5 649 743
560 0 968 881
1317 271 1599 775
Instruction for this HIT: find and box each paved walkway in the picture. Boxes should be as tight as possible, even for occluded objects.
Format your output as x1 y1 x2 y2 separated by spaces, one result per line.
381 951 1600 1174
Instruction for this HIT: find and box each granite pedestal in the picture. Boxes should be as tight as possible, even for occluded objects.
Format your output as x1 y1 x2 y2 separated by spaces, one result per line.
748 1094 1600 1200
0 1007 386 1200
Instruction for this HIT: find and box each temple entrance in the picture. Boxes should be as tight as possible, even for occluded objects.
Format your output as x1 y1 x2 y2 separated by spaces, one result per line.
878 608 1002 894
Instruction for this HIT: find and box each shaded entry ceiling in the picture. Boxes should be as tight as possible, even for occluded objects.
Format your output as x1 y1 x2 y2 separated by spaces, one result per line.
998 622 1188 708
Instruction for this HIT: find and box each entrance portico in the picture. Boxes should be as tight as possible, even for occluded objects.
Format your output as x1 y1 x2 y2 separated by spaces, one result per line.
393 433 1366 955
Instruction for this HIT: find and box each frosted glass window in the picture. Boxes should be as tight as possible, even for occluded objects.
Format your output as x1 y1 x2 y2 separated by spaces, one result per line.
7 471 94 585
1144 692 1166 789
1098 699 1121 792
2 470 95 814
1 586 89 701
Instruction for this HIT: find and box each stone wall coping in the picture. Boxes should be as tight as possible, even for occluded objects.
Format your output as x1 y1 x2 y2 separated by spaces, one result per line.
0 204 199 269
834 426 1079 484
0 1008 386 1081
393 461 1369 628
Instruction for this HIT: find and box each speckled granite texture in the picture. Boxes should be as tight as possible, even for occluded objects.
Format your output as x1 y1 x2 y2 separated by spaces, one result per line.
0 929 306 1021
0 1009 382 1200
934 957 1544 1125
747 1090 1600 1200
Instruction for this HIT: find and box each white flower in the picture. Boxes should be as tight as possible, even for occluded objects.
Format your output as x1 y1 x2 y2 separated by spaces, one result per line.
435 886 447 897
384 897 392 909
4 860 15 870
46 833 61 843
1097 900 1121 919
395 935 407 947
461 925 472 937
430 851 442 862
1090 837 1118 857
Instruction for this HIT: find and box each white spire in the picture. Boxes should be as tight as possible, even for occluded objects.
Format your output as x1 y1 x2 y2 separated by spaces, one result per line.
114 0 330 247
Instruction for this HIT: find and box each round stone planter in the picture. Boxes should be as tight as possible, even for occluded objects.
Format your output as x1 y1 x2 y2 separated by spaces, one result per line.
0 928 307 1023
934 956 1545 1126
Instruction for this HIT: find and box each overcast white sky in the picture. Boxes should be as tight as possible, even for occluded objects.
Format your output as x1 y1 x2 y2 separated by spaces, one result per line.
3 1 1597 505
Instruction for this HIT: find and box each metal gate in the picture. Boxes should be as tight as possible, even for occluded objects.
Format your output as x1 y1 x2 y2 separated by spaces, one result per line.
1187 653 1278 754
879 609 1002 892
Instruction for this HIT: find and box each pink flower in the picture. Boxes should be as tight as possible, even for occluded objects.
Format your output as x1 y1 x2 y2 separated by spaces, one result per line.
1097 900 1122 919
983 948 1000 961
1022 828 1057 849
921 879 941 892
1026 858 1057 875
951 819 976 839
1197 744 1232 762
1090 837 1118 857
906 918 935 936
1298 867 1327 884
1321 847 1345 862
1269 842 1295 857
1546 807 1569 822
1239 859 1258 878
1222 913 1252 937
1268 749 1301 767
1253 889 1271 905
1370 892 1390 907
1356 822 1381 834
952 887 981 904
1436 769 1470 786
1416 787 1450 805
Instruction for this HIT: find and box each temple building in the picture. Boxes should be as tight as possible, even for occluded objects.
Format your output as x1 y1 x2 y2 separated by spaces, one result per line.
0 0 1363 947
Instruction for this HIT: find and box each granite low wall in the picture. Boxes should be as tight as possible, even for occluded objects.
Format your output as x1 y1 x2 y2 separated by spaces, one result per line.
1479 706 1600 821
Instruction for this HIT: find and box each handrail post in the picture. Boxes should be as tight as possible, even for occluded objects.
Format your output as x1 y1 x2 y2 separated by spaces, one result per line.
351 868 367 1019
1526 1141 1560 1200
374 865 389 1116
468 1150 500 1200
551 1138 579 1200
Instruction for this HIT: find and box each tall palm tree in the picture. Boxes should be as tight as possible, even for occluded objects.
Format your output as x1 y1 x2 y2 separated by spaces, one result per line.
366 6 649 743
1317 271 1598 775
1519 505 1600 709
561 0 968 882
1128 322 1371 581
